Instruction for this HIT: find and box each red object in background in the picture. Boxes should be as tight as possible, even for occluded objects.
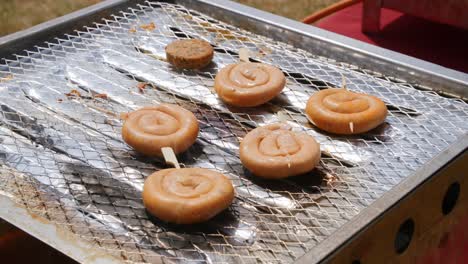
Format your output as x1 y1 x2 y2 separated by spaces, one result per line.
315 3 468 73
0 228 77 264
361 0 468 33
417 214 468 264
311 3 468 263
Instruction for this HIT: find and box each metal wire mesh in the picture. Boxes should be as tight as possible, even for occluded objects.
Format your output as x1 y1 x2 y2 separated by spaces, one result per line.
0 1 467 263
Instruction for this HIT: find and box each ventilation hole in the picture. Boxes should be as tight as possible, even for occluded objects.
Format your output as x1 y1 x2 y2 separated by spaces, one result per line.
442 182 460 215
394 218 414 254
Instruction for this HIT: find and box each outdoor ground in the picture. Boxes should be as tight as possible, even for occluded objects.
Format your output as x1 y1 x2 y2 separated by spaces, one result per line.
0 0 100 36
0 0 338 36
236 0 338 20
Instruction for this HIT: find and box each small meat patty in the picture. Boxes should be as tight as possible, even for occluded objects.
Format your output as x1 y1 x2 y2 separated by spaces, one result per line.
165 39 213 69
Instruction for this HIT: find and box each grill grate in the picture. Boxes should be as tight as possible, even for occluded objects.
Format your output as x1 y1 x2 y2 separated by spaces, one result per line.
0 1 467 263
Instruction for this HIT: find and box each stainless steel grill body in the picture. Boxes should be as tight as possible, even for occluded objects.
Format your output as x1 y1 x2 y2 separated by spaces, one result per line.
0 1 466 263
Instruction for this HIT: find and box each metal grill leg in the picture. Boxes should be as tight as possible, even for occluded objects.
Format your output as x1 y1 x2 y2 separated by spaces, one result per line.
362 0 382 33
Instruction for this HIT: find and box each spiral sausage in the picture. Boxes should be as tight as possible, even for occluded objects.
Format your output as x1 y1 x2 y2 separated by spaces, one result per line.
214 62 286 107
122 104 199 157
305 88 387 135
143 168 235 224
240 123 321 179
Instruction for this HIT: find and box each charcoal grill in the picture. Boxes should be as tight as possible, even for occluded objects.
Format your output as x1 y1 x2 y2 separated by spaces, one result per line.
0 1 467 263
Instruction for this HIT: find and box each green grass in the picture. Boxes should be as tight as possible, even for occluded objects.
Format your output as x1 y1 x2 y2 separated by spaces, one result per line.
235 0 339 20
0 0 337 37
0 0 100 36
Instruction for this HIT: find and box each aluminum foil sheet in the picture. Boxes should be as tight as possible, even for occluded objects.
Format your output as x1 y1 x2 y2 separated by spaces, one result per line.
0 1 467 263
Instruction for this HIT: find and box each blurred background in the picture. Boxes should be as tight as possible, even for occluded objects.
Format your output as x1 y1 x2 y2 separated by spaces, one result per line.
1 0 465 71
0 0 101 36
0 0 338 36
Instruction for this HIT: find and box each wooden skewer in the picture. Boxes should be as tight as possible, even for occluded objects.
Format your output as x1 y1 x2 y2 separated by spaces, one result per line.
239 48 250 62
120 112 130 120
277 110 289 123
275 120 292 169
342 73 353 133
341 74 347 90
161 147 180 169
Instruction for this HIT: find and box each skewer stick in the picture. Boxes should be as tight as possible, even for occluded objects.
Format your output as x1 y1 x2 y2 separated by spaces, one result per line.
239 48 250 62
161 147 180 169
277 110 289 123
120 112 130 120
275 121 292 169
341 73 347 90
349 122 354 133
